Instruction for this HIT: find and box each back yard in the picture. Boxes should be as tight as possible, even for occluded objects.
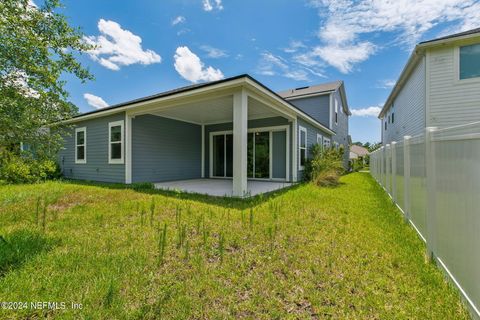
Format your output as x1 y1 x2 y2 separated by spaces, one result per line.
0 173 469 319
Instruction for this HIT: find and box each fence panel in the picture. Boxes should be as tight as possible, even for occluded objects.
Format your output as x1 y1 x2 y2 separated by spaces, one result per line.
432 123 480 315
369 122 480 318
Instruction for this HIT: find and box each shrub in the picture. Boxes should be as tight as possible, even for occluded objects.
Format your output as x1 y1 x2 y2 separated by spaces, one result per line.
304 144 344 186
0 150 60 184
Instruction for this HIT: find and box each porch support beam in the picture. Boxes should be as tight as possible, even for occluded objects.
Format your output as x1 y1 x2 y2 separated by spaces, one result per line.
232 89 248 197
125 112 133 184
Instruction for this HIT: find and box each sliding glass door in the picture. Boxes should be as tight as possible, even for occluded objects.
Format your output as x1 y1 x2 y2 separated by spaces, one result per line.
212 134 233 178
212 129 285 180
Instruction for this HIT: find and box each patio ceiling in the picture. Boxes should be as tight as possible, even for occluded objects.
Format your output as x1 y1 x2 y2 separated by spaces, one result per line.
149 95 287 125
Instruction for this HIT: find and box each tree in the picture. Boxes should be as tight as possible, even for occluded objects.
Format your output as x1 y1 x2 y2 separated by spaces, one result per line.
0 0 93 159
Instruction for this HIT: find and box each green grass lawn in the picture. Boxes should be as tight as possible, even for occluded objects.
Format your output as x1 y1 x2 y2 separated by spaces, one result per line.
0 173 469 319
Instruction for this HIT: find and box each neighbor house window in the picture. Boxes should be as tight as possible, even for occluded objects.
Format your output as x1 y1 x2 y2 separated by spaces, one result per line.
323 137 331 149
392 112 395 123
384 120 387 131
459 43 480 80
75 127 86 164
108 120 124 164
299 126 307 170
316 133 323 148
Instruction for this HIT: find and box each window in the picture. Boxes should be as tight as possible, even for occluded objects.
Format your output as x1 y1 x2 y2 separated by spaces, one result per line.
323 137 331 149
316 134 323 147
109 120 124 164
391 112 395 123
384 120 387 131
75 127 86 164
299 126 307 170
459 43 480 80
334 98 338 124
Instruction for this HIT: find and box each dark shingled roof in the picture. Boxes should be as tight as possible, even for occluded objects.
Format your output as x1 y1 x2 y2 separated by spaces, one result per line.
277 80 342 99
419 27 480 45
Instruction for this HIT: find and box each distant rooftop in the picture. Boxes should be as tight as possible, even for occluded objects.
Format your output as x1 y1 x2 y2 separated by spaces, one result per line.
277 80 342 99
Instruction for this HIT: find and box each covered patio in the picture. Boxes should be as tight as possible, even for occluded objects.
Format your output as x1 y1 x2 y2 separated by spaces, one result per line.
154 179 293 197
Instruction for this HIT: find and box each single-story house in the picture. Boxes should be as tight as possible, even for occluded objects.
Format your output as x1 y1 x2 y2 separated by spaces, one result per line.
59 74 349 197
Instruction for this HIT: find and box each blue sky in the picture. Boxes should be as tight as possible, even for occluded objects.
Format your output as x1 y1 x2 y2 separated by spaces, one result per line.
56 0 479 143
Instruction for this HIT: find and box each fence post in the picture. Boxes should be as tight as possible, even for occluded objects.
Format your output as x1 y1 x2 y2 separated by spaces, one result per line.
391 141 397 203
425 127 438 260
403 136 411 222
385 144 391 194
380 146 384 187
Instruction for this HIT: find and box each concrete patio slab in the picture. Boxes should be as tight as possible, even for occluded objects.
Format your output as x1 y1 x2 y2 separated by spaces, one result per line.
154 179 292 197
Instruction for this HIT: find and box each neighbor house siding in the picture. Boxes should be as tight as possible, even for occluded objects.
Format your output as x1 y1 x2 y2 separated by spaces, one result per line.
287 94 330 128
382 56 426 145
427 44 480 128
204 116 292 180
331 90 350 167
58 112 126 183
297 118 333 180
132 114 201 183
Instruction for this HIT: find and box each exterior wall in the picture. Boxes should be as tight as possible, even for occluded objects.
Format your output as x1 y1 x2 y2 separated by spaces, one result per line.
382 57 426 145
204 116 293 180
427 43 480 128
132 114 201 183
58 112 126 183
297 118 333 180
287 94 330 128
331 90 350 167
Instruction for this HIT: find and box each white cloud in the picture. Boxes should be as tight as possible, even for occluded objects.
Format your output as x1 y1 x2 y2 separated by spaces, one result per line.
377 79 396 89
283 40 306 53
203 0 223 11
258 52 324 81
84 19 161 71
306 0 480 73
351 106 382 117
200 45 228 58
174 46 224 83
171 16 186 26
83 93 109 109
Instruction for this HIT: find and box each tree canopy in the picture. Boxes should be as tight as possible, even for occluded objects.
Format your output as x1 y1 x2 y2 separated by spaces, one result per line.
0 0 93 158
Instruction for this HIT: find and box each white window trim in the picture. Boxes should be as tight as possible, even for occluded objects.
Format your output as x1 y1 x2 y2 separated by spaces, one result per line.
299 126 307 170
454 44 480 85
108 120 124 164
75 127 86 164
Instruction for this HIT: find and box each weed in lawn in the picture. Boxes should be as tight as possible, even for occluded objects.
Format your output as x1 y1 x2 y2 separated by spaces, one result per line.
103 279 116 307
184 239 190 261
140 207 145 226
158 223 167 266
177 224 187 249
41 198 47 233
249 208 254 230
218 232 224 264
35 196 41 226
202 226 209 249
150 198 155 227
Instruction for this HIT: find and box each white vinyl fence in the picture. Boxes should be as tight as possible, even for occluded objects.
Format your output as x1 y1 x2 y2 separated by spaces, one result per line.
370 123 480 319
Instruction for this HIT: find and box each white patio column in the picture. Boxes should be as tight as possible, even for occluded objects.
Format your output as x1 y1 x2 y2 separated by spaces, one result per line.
125 113 133 184
232 89 248 197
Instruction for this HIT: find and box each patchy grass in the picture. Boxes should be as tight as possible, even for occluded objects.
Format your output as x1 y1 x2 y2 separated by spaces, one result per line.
0 173 469 319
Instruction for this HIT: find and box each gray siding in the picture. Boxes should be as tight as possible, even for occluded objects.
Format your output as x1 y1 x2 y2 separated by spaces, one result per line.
205 116 292 180
331 90 350 168
297 118 333 180
288 94 330 127
382 57 426 145
58 112 126 183
132 114 201 183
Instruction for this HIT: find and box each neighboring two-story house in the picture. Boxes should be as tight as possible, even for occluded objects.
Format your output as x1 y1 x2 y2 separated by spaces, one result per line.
379 28 480 144
278 81 351 168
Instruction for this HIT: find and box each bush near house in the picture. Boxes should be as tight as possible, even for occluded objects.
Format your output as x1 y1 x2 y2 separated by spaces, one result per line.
0 150 60 184
304 144 345 186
